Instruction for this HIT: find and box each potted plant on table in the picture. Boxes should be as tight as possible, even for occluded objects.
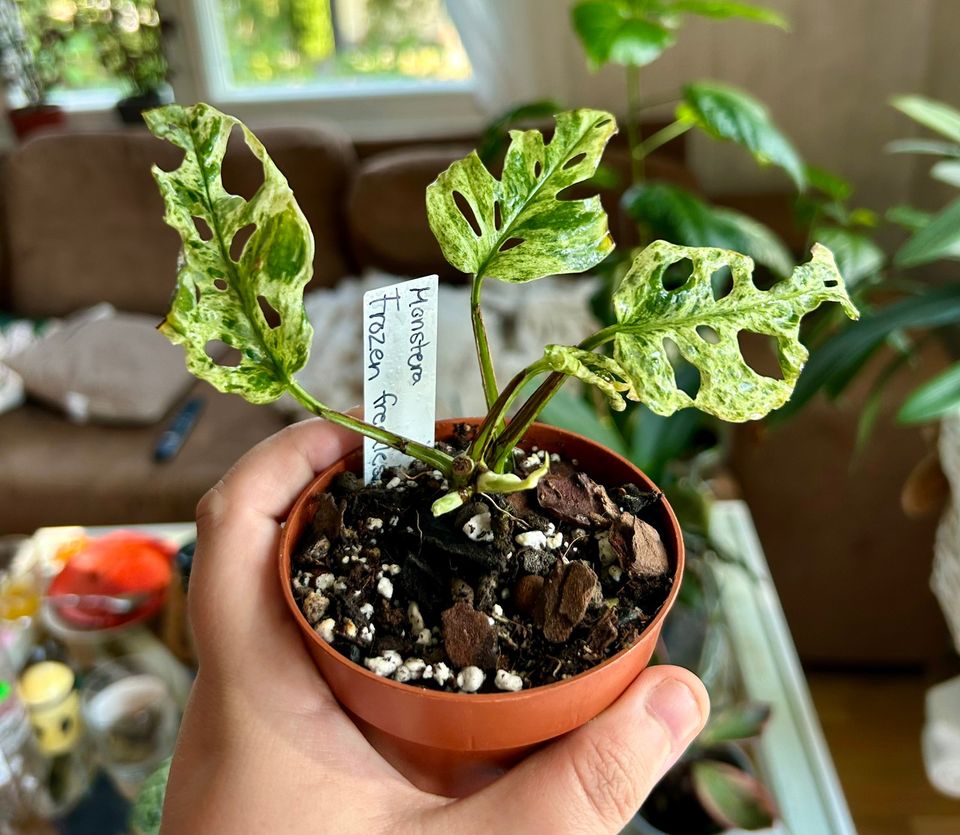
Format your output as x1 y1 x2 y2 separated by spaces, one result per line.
0 0 66 140
143 101 857 795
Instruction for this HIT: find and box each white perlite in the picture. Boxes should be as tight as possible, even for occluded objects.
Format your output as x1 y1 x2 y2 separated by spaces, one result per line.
365 517 383 531
316 618 336 643
515 530 547 550
342 618 357 639
492 604 503 617
462 510 494 543
494 670 524 692
608 565 623 583
359 602 374 619
316 573 336 591
546 531 563 550
456 666 485 693
394 657 427 683
377 577 394 600
382 563 402 576
364 650 402 677
424 661 452 686
408 601 425 633
415 628 434 646
359 624 375 643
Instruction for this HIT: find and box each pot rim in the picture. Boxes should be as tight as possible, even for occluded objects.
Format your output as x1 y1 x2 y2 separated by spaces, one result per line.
279 419 684 704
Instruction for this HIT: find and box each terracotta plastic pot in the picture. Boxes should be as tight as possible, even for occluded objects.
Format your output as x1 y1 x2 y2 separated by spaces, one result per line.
279 419 685 796
8 104 65 141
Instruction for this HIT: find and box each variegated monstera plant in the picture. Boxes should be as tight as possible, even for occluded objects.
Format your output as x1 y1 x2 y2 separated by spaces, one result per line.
146 103 858 514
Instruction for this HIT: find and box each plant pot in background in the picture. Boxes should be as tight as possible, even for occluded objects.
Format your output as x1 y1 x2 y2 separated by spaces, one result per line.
279 419 685 796
115 85 173 126
8 104 65 141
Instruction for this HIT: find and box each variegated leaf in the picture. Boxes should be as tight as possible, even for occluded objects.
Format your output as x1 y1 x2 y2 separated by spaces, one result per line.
426 109 617 282
145 103 314 403
543 345 636 411
612 240 859 421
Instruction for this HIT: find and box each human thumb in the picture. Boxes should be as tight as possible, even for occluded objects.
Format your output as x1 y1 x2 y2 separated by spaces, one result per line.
438 666 709 835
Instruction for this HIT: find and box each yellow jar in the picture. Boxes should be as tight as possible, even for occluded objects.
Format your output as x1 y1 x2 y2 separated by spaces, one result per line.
18 661 82 756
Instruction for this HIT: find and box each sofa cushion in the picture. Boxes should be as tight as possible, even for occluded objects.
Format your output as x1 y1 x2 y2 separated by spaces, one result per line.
4 123 357 319
348 146 472 280
0 381 287 534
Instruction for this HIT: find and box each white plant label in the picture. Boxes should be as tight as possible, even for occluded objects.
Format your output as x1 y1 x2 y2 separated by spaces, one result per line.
363 275 439 484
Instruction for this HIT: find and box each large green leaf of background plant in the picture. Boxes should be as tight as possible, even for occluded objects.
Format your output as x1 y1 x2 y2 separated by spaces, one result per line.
624 181 794 276
426 109 617 281
692 760 777 830
610 241 858 421
146 103 314 403
892 95 960 143
668 0 786 27
813 226 885 288
898 363 960 424
679 82 806 189
895 197 960 267
571 1 676 68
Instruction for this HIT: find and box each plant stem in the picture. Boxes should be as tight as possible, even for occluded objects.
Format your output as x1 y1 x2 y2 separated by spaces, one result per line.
487 327 621 471
286 380 456 474
625 65 645 186
636 120 693 160
468 358 550 462
471 274 500 410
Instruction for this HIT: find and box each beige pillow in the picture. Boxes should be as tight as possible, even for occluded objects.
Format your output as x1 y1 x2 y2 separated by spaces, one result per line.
5 306 192 424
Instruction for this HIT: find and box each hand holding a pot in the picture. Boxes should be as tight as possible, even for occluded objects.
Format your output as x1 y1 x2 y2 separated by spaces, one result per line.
161 419 709 834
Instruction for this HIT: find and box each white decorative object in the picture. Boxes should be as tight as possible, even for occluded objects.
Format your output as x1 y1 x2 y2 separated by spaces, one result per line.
933 411 960 653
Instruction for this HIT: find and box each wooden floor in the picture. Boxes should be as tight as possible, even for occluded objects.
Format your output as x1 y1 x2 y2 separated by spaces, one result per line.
807 671 960 835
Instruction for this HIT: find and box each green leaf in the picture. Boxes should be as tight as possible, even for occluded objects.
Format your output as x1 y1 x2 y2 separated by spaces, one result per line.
679 81 805 189
782 284 960 418
699 702 772 746
571 2 677 68
543 345 635 411
886 138 960 157
628 404 707 484
426 109 617 282
892 95 960 143
805 164 851 201
895 196 960 267
624 181 794 276
692 760 777 830
145 103 314 403
898 362 960 424
932 159 960 188
812 226 885 287
886 204 933 232
668 0 788 28
611 241 858 421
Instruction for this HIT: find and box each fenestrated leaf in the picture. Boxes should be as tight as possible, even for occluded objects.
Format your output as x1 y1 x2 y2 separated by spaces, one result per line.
611 241 858 421
145 103 313 403
813 226 885 287
668 0 788 28
898 362 960 424
571 1 677 68
699 702 772 746
679 81 805 189
543 345 635 411
895 196 960 267
692 760 777 830
892 95 960 143
426 109 617 282
624 181 794 275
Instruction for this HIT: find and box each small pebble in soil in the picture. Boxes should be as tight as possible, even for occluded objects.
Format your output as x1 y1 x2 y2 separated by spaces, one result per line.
494 670 524 692
457 666 485 693
317 618 336 643
515 530 547 550
364 650 402 677
377 577 394 599
302 592 329 625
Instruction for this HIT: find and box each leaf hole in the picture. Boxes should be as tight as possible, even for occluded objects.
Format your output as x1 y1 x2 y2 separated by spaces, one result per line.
453 190 482 237
737 332 785 380
221 125 264 202
664 337 701 399
825 277 839 287
192 216 213 241
213 278 228 291
563 152 587 171
493 200 503 231
533 160 543 178
499 237 523 253
230 223 256 262
711 266 733 300
205 340 242 367
662 258 694 292
258 295 282 329
697 325 720 344
595 118 613 129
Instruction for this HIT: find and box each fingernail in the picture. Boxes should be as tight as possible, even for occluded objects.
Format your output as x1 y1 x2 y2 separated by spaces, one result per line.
646 678 703 743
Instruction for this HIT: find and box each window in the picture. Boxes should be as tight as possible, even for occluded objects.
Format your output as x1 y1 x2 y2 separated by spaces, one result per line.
198 0 472 99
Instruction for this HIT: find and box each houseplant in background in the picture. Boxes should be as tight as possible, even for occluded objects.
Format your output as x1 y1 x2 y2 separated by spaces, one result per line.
0 0 67 139
86 0 171 124
143 100 856 794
